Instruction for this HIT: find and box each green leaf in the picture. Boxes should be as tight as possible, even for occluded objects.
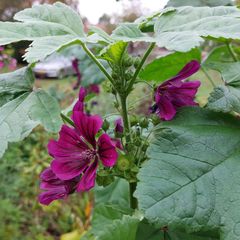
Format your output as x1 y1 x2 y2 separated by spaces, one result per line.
0 67 62 158
208 86 240 114
14 2 85 37
111 23 155 43
94 178 129 207
98 215 138 240
0 67 34 107
203 46 234 67
112 7 240 52
207 62 240 113
136 221 218 240
135 107 240 240
0 3 96 62
154 6 240 52
139 48 201 82
89 26 113 43
99 41 127 63
83 204 138 240
166 0 233 7
206 62 240 86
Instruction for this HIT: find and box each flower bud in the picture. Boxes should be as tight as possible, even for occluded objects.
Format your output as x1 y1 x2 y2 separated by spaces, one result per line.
117 156 130 171
139 118 149 128
114 118 124 137
102 119 110 132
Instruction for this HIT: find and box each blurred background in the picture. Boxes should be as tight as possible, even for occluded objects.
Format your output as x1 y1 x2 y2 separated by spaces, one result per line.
0 0 237 239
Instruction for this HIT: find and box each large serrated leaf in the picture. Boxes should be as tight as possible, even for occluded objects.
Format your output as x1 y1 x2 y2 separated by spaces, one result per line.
135 107 240 240
166 0 233 7
0 67 34 107
0 67 62 158
137 221 218 240
111 23 155 43
113 7 240 52
0 3 97 62
94 178 129 207
139 48 201 82
207 62 240 113
154 6 240 52
82 203 138 240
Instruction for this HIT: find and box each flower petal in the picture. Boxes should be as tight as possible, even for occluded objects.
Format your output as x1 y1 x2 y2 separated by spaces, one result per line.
73 87 87 112
48 127 89 164
72 111 103 147
38 185 68 205
51 156 88 180
40 167 58 181
156 95 176 121
77 160 98 192
161 60 200 88
98 134 118 167
115 118 124 134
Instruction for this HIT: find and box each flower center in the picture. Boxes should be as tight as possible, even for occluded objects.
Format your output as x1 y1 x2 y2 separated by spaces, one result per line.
81 149 96 162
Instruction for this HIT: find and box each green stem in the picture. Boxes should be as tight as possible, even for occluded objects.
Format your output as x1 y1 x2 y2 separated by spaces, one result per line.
201 68 216 87
127 43 155 93
119 94 131 143
60 113 74 127
81 43 114 84
226 42 238 62
119 94 138 209
129 182 138 209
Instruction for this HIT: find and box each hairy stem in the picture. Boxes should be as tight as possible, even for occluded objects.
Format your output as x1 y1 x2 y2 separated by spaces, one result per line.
119 94 138 209
119 94 131 143
127 43 155 93
226 42 238 62
81 43 114 84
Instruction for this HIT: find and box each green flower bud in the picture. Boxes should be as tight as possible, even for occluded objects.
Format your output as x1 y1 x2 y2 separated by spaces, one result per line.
139 118 149 128
102 119 110 132
123 56 133 68
96 175 114 187
117 156 130 171
130 115 139 127
134 57 141 68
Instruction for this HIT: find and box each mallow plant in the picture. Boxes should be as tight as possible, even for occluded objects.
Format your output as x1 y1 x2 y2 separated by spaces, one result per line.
1 2 240 240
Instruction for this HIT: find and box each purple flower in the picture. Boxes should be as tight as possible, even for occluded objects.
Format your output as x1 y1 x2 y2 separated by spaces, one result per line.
88 84 100 95
39 168 78 205
0 46 4 51
115 118 124 134
152 60 201 121
73 86 87 112
49 111 118 192
72 58 82 90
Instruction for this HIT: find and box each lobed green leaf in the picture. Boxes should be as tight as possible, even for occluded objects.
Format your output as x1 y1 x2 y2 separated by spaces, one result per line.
135 107 240 240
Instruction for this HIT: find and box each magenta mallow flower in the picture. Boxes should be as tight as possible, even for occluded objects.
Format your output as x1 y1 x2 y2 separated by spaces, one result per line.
115 118 124 134
72 58 82 90
39 167 79 205
49 111 118 192
88 84 100 95
73 86 86 112
152 60 201 121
